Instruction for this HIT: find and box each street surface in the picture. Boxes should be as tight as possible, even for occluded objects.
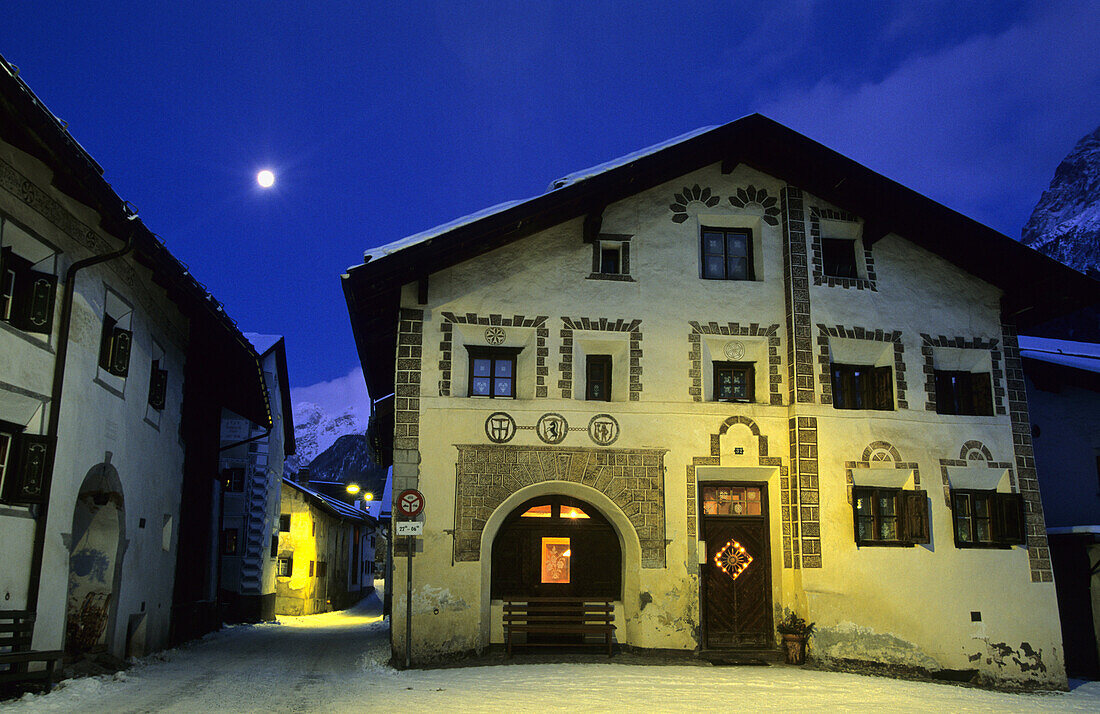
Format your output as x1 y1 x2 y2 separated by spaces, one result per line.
5 586 1099 713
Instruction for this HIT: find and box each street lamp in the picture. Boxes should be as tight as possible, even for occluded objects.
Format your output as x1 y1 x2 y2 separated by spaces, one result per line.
346 482 361 495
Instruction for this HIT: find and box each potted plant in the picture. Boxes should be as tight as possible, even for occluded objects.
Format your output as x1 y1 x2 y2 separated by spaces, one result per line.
776 610 815 665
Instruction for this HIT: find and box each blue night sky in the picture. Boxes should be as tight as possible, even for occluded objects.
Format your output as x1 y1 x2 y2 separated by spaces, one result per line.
3 1 1099 397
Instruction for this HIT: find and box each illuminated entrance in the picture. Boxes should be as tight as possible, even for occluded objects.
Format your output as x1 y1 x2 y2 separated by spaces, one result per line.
491 495 621 598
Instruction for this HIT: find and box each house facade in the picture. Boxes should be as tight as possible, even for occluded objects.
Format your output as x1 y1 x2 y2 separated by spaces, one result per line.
1021 336 1100 678
0 56 269 660
275 479 376 616
344 115 1099 687
218 334 296 623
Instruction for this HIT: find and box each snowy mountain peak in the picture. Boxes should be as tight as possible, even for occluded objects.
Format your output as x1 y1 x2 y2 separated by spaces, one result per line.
290 400 369 471
1022 124 1100 277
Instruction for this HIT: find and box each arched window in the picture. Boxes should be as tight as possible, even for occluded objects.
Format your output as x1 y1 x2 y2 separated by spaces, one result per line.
491 495 621 599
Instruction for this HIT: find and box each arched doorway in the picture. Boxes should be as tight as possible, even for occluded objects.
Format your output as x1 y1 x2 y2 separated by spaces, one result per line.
491 495 621 599
66 462 125 655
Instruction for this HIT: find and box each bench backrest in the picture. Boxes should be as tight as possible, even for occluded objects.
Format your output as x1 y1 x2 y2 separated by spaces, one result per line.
0 611 35 653
503 598 614 625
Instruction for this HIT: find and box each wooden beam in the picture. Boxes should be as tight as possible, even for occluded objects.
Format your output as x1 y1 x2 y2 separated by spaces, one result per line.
417 276 428 305
583 207 605 244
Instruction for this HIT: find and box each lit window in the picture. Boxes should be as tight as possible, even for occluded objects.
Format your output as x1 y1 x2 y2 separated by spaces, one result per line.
701 228 753 280
541 537 571 584
714 362 754 402
521 504 553 518
701 486 762 516
561 506 590 519
466 347 518 398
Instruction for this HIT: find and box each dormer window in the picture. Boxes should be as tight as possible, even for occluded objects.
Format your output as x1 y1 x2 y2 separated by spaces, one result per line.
587 234 633 282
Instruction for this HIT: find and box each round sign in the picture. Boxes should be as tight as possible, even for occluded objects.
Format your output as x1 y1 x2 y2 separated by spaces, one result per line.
397 489 425 518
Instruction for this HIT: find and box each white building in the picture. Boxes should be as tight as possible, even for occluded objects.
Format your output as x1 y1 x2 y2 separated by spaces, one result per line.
217 334 295 622
343 115 1100 688
0 56 270 660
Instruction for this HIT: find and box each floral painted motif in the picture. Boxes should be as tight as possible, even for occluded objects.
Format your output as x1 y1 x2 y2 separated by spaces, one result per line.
669 184 721 223
729 185 781 226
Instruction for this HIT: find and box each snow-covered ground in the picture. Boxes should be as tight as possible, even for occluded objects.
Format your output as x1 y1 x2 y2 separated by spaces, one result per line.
6 587 1100 713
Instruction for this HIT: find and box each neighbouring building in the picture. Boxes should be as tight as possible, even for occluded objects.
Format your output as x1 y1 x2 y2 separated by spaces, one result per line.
275 479 375 616
217 334 296 623
0 56 269 662
342 115 1100 688
1021 336 1100 678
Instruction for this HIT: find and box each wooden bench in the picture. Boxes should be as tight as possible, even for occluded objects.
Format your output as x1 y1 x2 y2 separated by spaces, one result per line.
503 597 615 656
0 611 64 691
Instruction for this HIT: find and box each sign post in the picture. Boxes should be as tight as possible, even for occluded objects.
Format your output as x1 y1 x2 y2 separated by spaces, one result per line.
396 488 425 669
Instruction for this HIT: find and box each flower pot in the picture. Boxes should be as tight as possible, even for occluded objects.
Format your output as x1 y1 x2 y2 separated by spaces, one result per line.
781 633 807 665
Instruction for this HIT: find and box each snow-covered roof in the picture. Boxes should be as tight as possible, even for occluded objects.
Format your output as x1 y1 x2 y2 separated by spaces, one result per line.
284 478 373 524
1018 336 1100 374
358 124 721 266
244 332 282 356
548 125 718 191
1047 525 1100 535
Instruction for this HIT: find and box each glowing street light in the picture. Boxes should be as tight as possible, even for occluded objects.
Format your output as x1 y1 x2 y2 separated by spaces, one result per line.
345 483 361 495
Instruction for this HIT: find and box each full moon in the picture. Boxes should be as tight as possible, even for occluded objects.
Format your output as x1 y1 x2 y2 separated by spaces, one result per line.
256 169 275 188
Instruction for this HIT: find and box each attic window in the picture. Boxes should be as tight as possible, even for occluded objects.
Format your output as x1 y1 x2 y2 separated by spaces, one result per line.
822 238 858 278
587 234 634 282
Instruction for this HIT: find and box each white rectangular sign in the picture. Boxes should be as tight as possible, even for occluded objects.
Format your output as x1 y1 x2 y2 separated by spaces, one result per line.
395 521 423 536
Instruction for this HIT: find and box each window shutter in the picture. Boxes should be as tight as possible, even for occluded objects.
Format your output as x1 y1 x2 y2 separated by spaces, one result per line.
1 434 52 505
934 371 953 413
899 490 930 544
993 492 1027 545
871 366 894 410
17 271 57 334
971 372 993 416
148 365 168 410
108 327 133 376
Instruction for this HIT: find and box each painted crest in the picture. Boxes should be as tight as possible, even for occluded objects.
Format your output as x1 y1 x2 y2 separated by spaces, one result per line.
485 412 516 443
587 414 620 446
536 413 569 444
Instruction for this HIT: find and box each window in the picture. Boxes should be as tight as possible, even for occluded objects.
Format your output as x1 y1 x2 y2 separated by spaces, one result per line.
600 243 621 275
853 488 929 546
822 238 858 278
951 490 1025 548
831 364 893 410
222 468 245 492
279 514 291 532
467 346 518 398
309 560 315 577
585 355 612 401
935 371 993 416
701 485 762 516
714 362 754 402
0 419 50 506
277 556 292 577
221 528 239 555
701 228 753 280
316 561 327 578
0 246 57 335
99 314 133 377
270 535 278 558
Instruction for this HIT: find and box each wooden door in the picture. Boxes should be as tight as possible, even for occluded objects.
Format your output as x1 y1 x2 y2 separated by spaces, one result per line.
701 483 772 649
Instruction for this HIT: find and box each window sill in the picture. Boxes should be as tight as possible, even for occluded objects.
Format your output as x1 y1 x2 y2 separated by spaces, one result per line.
0 320 54 353
586 273 635 282
0 504 34 519
815 274 877 291
856 541 915 548
954 542 1018 550
93 375 126 400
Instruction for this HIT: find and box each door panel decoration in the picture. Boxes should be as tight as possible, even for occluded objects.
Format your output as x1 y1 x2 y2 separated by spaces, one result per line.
714 539 753 580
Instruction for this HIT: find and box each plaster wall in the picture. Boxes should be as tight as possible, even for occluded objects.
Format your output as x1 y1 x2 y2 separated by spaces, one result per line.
0 139 188 659
385 163 1065 687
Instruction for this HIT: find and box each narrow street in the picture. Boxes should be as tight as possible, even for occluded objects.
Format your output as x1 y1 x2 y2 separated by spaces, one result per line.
5 588 1100 713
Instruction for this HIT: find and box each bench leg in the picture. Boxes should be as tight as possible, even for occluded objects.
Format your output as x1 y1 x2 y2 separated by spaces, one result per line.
506 630 512 658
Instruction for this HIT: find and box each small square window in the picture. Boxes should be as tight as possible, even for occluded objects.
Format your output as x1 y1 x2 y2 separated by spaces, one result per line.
586 355 612 401
713 362 754 402
223 468 245 492
822 238 858 278
277 556 292 577
587 235 633 281
279 514 291 532
599 244 621 275
701 228 753 281
466 346 518 398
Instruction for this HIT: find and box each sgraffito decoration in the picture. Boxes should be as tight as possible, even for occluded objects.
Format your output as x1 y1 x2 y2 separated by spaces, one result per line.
729 185 781 226
715 539 753 580
484 326 506 345
485 412 517 443
670 184 721 223
587 414 620 446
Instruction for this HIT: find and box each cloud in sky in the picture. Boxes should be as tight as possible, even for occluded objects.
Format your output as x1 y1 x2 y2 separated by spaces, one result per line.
290 366 370 415
757 0 1100 236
